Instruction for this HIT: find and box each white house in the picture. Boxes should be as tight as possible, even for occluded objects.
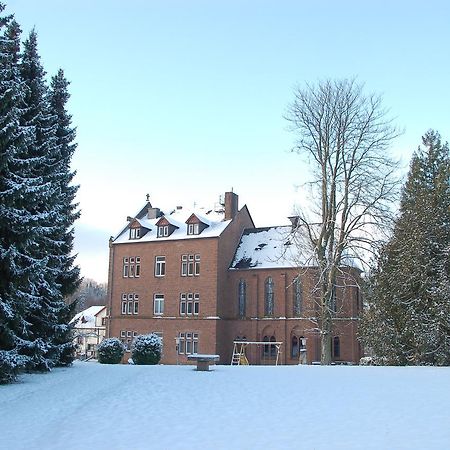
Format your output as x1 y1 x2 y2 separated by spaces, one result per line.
71 306 107 359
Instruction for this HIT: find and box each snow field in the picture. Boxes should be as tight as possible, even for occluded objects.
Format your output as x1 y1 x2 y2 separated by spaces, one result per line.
1 362 449 449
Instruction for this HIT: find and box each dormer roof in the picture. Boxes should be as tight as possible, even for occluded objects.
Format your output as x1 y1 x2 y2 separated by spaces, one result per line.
112 203 237 244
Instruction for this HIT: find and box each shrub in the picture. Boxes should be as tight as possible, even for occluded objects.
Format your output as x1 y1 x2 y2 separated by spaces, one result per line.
97 338 125 364
131 334 162 365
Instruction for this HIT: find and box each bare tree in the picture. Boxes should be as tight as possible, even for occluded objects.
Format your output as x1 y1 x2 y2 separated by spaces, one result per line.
286 79 400 364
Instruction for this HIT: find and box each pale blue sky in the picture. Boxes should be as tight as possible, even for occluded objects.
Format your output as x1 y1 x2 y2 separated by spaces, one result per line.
7 0 450 282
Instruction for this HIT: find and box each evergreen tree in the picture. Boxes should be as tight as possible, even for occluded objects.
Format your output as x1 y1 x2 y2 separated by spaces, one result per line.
0 16 49 380
361 131 450 365
19 31 78 368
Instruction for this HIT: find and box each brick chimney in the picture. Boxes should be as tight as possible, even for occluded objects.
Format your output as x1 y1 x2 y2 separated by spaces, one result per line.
224 191 238 220
147 207 161 219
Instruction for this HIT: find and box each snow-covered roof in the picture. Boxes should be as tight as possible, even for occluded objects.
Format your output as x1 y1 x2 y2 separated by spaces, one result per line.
70 306 106 329
113 204 230 244
230 226 316 270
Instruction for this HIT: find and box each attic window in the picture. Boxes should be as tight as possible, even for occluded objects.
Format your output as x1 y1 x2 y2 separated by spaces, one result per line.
130 228 140 239
158 225 169 238
187 223 200 235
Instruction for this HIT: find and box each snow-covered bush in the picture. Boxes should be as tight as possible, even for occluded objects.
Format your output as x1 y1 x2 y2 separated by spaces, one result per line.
97 338 125 364
131 334 162 365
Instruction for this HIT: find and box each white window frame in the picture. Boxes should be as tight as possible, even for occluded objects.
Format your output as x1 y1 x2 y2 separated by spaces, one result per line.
158 225 169 237
194 254 200 276
181 254 188 276
154 294 164 315
194 293 199 315
135 257 141 277
180 293 186 315
123 258 129 277
155 256 166 277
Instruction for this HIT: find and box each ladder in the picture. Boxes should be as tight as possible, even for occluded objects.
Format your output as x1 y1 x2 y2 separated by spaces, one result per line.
231 342 249 365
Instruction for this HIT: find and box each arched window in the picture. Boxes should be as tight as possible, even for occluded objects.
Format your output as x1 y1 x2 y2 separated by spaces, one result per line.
238 279 246 318
291 334 306 358
291 336 299 358
293 277 302 316
264 277 274 316
262 335 276 358
333 336 340 358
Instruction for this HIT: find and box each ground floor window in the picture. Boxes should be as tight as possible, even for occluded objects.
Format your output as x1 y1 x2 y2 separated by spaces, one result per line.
177 332 199 355
262 335 276 358
291 335 306 358
120 330 138 351
333 336 340 358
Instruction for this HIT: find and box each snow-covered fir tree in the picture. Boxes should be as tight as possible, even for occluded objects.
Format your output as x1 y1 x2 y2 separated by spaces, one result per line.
0 4 80 382
361 130 450 365
0 16 49 381
19 30 78 368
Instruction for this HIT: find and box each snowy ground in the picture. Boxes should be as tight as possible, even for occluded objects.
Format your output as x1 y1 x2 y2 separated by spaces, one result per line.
1 362 449 450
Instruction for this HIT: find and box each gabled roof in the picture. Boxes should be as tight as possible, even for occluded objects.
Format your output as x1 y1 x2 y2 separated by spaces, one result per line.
113 204 231 244
185 213 210 226
70 306 106 329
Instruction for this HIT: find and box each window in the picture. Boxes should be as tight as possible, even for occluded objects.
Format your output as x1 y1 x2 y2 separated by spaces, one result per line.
101 317 106 326
262 335 276 358
293 277 302 316
158 225 169 237
135 257 140 277
194 294 199 315
178 332 198 354
130 228 140 239
180 293 199 315
122 293 138 315
238 279 246 318
195 254 200 275
181 254 200 277
123 256 140 278
187 223 200 235
188 254 194 276
181 255 188 276
120 330 137 352
264 277 274 316
291 335 306 358
154 294 164 315
180 293 186 315
155 256 166 277
333 336 340 358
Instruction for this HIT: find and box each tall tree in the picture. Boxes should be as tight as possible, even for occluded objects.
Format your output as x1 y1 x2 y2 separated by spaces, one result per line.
0 16 49 380
19 30 78 367
361 131 450 365
48 68 81 365
286 79 400 364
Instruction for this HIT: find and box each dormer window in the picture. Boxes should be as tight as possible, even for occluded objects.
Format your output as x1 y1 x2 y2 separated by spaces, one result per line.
187 223 200 235
185 213 208 236
130 228 141 239
158 225 169 238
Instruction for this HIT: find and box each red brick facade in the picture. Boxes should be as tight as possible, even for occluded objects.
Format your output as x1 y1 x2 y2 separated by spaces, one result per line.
107 192 362 365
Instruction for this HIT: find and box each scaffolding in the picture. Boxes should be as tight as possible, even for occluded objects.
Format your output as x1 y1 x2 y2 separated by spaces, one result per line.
231 340 283 366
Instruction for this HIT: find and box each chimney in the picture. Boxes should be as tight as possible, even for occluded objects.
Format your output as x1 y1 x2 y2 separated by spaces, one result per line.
224 191 239 220
288 216 300 231
147 207 161 219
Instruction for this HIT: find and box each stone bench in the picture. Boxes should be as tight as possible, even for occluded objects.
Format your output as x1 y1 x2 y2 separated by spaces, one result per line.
187 354 220 371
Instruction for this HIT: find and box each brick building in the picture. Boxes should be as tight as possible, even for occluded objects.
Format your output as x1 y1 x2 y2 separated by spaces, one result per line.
107 191 362 365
